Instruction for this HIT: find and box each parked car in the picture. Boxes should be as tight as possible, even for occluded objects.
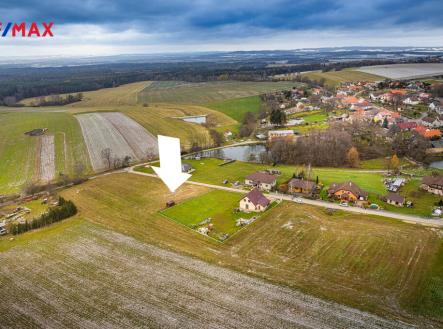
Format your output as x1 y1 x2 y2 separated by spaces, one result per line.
0 227 7 235
339 202 349 207
294 198 303 204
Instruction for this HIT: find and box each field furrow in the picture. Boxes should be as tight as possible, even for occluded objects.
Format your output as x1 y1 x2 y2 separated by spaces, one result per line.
38 135 55 183
77 113 137 171
0 223 414 329
100 112 158 159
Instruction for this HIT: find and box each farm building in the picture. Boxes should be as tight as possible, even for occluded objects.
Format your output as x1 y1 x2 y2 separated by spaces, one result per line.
421 176 443 196
385 193 405 207
288 178 315 194
328 181 368 201
268 130 295 142
239 188 270 212
245 172 277 191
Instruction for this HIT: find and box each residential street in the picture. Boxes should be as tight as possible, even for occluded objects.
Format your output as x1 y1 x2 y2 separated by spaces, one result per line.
128 168 443 228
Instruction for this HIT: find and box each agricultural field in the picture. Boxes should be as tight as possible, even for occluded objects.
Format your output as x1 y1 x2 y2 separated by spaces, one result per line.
161 190 264 241
302 69 384 87
0 111 90 194
124 104 236 149
37 135 56 183
20 81 152 107
48 173 443 326
357 63 443 80
206 95 262 122
0 217 416 329
76 112 157 171
137 80 297 104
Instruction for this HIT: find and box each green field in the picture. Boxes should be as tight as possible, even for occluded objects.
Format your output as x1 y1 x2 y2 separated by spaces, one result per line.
161 189 261 240
137 81 297 104
302 69 385 88
0 110 90 194
171 158 387 194
206 95 262 122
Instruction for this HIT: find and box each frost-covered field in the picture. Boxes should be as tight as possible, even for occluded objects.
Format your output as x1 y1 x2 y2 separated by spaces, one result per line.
37 135 55 183
100 112 158 159
0 223 414 329
77 112 157 171
357 63 443 79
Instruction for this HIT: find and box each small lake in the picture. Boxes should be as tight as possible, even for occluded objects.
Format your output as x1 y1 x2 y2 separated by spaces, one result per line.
186 144 267 162
176 115 207 124
430 160 443 169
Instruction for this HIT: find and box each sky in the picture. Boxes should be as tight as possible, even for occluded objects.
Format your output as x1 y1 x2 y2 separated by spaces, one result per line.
0 0 442 57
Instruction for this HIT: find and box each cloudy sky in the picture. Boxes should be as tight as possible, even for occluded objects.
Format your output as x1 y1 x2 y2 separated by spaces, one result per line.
1 0 442 57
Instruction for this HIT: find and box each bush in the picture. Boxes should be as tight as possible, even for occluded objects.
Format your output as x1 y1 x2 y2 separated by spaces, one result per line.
10 197 77 235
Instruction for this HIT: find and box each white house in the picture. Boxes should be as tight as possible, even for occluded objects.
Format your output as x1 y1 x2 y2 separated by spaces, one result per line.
239 188 270 212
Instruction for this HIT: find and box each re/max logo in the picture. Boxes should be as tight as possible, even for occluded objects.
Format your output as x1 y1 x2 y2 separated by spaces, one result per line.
0 22 53 37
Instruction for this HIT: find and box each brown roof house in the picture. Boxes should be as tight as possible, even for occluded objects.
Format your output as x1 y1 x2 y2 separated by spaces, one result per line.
328 181 368 202
239 188 270 212
385 192 405 207
288 178 315 194
245 171 277 191
421 175 443 196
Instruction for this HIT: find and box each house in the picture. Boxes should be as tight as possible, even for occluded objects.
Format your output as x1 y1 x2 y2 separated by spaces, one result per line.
182 163 193 173
239 188 270 212
420 116 443 128
385 192 405 207
288 178 315 194
415 125 442 139
328 181 368 201
397 121 417 131
403 96 420 106
245 171 277 191
268 130 295 142
421 176 443 195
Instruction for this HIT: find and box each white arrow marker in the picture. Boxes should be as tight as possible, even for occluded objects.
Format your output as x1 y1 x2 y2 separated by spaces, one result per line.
151 135 191 192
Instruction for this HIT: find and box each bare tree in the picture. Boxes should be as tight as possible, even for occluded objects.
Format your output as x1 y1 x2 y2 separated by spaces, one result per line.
101 148 112 169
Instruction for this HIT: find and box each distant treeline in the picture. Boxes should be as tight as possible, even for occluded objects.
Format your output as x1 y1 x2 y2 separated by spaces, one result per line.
29 93 83 106
0 56 440 106
9 197 77 235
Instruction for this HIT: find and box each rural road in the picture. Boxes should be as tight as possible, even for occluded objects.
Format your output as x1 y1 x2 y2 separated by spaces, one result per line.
128 168 443 228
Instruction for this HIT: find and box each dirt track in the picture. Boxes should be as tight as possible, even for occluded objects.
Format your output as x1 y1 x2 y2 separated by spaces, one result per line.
0 224 415 329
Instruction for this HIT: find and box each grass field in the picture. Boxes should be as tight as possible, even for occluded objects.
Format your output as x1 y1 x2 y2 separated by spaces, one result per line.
20 81 152 107
161 190 259 240
206 95 262 122
137 80 297 104
302 69 385 87
154 158 386 195
46 173 443 325
124 104 236 149
0 111 90 194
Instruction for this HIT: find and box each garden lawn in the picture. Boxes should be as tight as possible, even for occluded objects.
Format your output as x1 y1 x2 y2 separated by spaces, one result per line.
161 189 257 240
175 158 386 195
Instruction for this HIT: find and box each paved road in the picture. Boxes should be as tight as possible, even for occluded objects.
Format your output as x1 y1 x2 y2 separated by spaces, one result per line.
128 168 443 228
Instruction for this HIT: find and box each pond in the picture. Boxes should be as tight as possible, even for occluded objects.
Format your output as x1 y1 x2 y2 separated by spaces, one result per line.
186 144 267 162
176 115 207 124
430 160 443 169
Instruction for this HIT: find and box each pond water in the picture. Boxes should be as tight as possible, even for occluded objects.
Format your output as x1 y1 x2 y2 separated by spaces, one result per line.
430 160 443 169
178 115 207 124
186 144 267 162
